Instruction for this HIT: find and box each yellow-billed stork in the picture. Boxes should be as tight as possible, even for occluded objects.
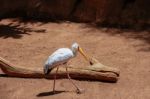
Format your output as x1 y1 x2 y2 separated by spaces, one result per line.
44 42 91 94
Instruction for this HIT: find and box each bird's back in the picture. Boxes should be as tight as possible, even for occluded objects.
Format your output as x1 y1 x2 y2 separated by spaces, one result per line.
44 48 74 70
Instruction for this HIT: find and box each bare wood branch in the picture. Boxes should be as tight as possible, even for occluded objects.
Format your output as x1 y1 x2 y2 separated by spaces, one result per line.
0 57 119 82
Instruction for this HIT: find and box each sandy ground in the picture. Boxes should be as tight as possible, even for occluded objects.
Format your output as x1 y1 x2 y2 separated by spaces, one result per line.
0 19 150 99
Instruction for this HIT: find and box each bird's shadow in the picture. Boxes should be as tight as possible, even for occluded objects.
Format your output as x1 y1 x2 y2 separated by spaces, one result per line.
37 90 69 97
0 74 7 77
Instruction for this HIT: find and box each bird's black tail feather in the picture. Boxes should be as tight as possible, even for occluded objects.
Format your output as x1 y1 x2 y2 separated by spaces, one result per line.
44 68 53 75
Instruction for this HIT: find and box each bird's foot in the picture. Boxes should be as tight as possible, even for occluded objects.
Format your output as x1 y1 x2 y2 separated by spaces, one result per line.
76 88 85 94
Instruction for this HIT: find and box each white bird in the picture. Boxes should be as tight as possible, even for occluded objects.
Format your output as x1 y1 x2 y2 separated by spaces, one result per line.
44 42 91 94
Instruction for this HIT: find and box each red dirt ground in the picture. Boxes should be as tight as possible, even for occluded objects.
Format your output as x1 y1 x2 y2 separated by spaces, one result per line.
0 19 150 99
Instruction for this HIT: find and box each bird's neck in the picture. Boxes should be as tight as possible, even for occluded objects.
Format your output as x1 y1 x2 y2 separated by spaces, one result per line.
72 49 77 57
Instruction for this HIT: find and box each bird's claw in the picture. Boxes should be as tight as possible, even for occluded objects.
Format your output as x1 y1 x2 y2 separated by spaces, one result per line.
76 88 85 94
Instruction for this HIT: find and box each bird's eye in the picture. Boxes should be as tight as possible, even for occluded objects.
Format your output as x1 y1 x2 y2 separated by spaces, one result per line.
78 47 80 50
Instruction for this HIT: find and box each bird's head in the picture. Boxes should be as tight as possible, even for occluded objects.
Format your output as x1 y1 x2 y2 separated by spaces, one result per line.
71 42 93 65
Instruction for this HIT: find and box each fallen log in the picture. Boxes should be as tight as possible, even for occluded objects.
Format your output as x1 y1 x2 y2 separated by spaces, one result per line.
0 57 119 82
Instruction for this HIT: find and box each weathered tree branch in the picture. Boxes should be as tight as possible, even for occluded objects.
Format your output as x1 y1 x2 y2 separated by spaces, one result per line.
0 57 119 82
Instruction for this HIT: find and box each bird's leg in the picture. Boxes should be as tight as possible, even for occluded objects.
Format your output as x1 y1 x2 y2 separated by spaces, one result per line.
53 66 59 93
65 65 84 94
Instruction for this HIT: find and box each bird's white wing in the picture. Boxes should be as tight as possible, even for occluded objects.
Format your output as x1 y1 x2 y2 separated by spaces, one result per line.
45 48 73 69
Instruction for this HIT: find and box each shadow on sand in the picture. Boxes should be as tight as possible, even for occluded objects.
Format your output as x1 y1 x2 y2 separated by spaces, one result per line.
0 21 46 39
81 23 150 52
37 90 69 97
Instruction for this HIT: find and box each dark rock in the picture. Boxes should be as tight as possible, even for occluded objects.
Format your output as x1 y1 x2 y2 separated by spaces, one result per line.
0 0 149 27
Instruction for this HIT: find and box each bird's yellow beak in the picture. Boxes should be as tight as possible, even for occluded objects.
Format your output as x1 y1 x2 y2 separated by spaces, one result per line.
78 47 93 65
78 47 89 61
